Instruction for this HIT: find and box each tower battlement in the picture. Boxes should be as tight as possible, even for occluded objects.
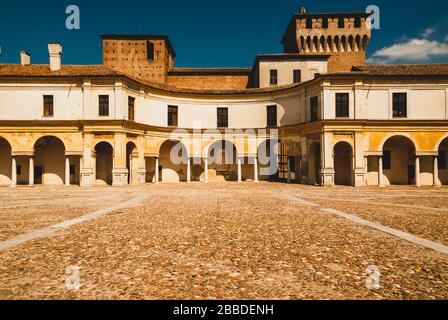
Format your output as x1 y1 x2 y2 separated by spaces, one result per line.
282 7 372 72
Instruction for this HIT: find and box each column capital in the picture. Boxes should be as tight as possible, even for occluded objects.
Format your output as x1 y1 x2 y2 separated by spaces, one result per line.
145 153 159 158
11 151 34 157
65 151 83 156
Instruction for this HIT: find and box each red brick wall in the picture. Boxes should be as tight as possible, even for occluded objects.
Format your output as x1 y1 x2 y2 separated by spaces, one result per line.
167 75 250 90
103 39 172 83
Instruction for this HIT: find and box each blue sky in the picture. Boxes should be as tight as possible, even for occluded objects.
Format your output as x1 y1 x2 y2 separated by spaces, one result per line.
0 0 447 67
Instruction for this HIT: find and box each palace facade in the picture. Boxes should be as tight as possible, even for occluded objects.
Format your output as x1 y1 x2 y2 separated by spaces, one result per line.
1 7 448 187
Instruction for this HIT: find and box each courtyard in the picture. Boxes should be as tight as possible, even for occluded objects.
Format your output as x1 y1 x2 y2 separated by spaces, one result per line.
0 183 447 300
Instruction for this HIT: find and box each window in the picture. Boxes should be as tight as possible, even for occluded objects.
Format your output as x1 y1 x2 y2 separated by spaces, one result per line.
128 96 135 121
16 165 22 176
70 165 76 175
335 93 349 117
267 105 277 128
217 108 228 128
322 17 328 29
354 17 361 28
393 93 407 118
168 105 178 127
383 150 391 170
270 69 278 86
310 96 318 122
439 150 447 170
338 17 345 28
147 41 154 60
43 95 54 117
293 69 302 83
99 95 109 116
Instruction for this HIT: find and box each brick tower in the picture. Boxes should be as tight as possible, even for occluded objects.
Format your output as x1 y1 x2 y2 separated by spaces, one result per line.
281 7 372 72
101 34 175 83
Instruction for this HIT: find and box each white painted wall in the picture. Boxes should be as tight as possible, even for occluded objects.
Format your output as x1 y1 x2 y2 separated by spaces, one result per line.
258 60 327 88
0 81 447 126
0 85 82 120
323 86 448 120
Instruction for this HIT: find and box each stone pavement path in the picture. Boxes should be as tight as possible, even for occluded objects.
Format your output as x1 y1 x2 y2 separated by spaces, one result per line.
286 195 448 255
0 193 149 252
0 183 447 300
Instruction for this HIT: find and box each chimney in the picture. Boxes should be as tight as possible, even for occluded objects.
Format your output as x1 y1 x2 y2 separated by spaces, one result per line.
20 51 31 66
48 43 62 71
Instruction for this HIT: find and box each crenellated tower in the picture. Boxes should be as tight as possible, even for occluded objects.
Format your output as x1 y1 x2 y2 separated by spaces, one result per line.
282 7 372 72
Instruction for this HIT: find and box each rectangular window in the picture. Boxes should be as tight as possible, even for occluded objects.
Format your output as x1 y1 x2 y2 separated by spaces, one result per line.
338 18 345 28
383 150 391 170
293 69 301 83
322 17 329 29
270 69 278 86
267 105 277 128
99 95 109 116
306 18 313 29
43 95 54 117
217 108 228 128
393 93 407 118
310 96 318 122
128 96 135 121
168 105 178 127
439 150 447 170
335 93 349 118
147 41 154 60
70 165 76 175
354 17 361 28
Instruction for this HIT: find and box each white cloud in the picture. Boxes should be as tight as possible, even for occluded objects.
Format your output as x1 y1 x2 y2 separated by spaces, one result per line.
422 28 435 38
367 38 448 64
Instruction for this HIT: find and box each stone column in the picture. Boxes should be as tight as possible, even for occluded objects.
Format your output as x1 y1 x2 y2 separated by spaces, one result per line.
253 156 259 183
65 156 70 186
80 132 94 187
92 155 96 185
415 156 421 187
287 157 291 184
364 156 368 174
11 156 17 187
29 156 34 186
434 156 441 187
237 157 242 183
155 157 159 183
128 154 133 185
187 158 191 183
204 157 209 182
351 153 356 186
378 156 384 187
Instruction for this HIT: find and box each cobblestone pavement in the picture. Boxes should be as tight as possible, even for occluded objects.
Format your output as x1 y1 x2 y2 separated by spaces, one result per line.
0 183 447 300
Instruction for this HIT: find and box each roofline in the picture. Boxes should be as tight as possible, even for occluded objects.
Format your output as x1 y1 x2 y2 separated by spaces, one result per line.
255 54 330 61
2 69 448 97
168 68 252 76
293 12 373 18
0 73 304 97
100 34 176 58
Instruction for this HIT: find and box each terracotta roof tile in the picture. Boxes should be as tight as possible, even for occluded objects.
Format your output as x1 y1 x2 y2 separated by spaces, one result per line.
0 63 300 95
0 64 122 76
352 64 448 75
